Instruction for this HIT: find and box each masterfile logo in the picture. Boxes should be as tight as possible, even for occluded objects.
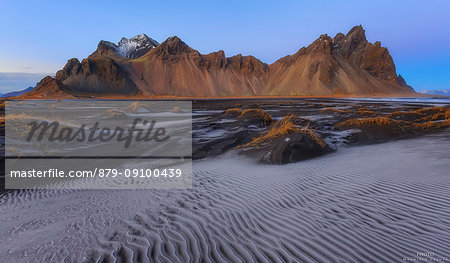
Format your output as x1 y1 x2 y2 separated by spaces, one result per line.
4 100 192 189
26 118 170 148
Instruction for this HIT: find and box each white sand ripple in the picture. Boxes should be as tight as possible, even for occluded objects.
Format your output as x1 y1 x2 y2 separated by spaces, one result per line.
0 131 449 262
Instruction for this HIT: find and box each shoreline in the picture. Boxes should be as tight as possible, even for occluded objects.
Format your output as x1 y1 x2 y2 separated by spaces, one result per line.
5 93 448 101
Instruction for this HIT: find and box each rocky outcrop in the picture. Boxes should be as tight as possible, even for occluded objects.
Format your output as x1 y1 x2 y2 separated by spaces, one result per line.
334 25 408 86
261 132 333 164
267 26 413 95
22 76 73 98
26 26 415 98
88 41 121 59
53 57 138 95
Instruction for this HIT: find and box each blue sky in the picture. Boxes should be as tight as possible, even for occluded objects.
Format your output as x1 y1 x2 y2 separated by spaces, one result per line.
0 0 449 92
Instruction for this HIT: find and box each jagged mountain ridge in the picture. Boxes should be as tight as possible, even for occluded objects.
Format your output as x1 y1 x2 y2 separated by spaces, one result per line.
28 26 414 98
89 33 159 59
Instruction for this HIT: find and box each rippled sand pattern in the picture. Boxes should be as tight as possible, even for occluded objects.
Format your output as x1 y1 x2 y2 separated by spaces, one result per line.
0 131 449 262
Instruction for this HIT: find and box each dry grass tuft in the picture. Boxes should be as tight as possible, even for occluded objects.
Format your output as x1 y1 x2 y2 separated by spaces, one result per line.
444 119 450 126
239 108 273 124
414 106 447 115
388 111 423 117
171 106 182 113
299 124 327 148
107 109 123 118
4 113 46 137
224 108 241 114
321 108 351 114
416 107 450 122
4 112 82 139
337 107 450 132
357 110 378 116
0 114 4 127
242 115 299 147
412 121 439 131
239 114 326 148
336 116 398 128
412 118 450 131
127 101 141 112
4 112 37 122
127 101 154 112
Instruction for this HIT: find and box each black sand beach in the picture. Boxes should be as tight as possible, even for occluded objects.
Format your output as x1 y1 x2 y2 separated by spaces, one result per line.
0 98 449 262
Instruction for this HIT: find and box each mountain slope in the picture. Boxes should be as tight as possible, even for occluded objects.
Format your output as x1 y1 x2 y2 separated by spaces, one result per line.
125 36 269 97
25 26 415 98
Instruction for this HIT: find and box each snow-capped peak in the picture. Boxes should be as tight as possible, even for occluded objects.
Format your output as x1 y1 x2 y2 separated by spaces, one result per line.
115 34 159 59
419 89 450 96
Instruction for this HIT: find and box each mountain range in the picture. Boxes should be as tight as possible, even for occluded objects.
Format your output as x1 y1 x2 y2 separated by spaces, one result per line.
1 86 34 98
24 25 415 98
419 89 450 96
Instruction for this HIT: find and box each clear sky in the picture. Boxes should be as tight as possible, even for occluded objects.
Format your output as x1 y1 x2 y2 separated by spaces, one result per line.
0 0 449 92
